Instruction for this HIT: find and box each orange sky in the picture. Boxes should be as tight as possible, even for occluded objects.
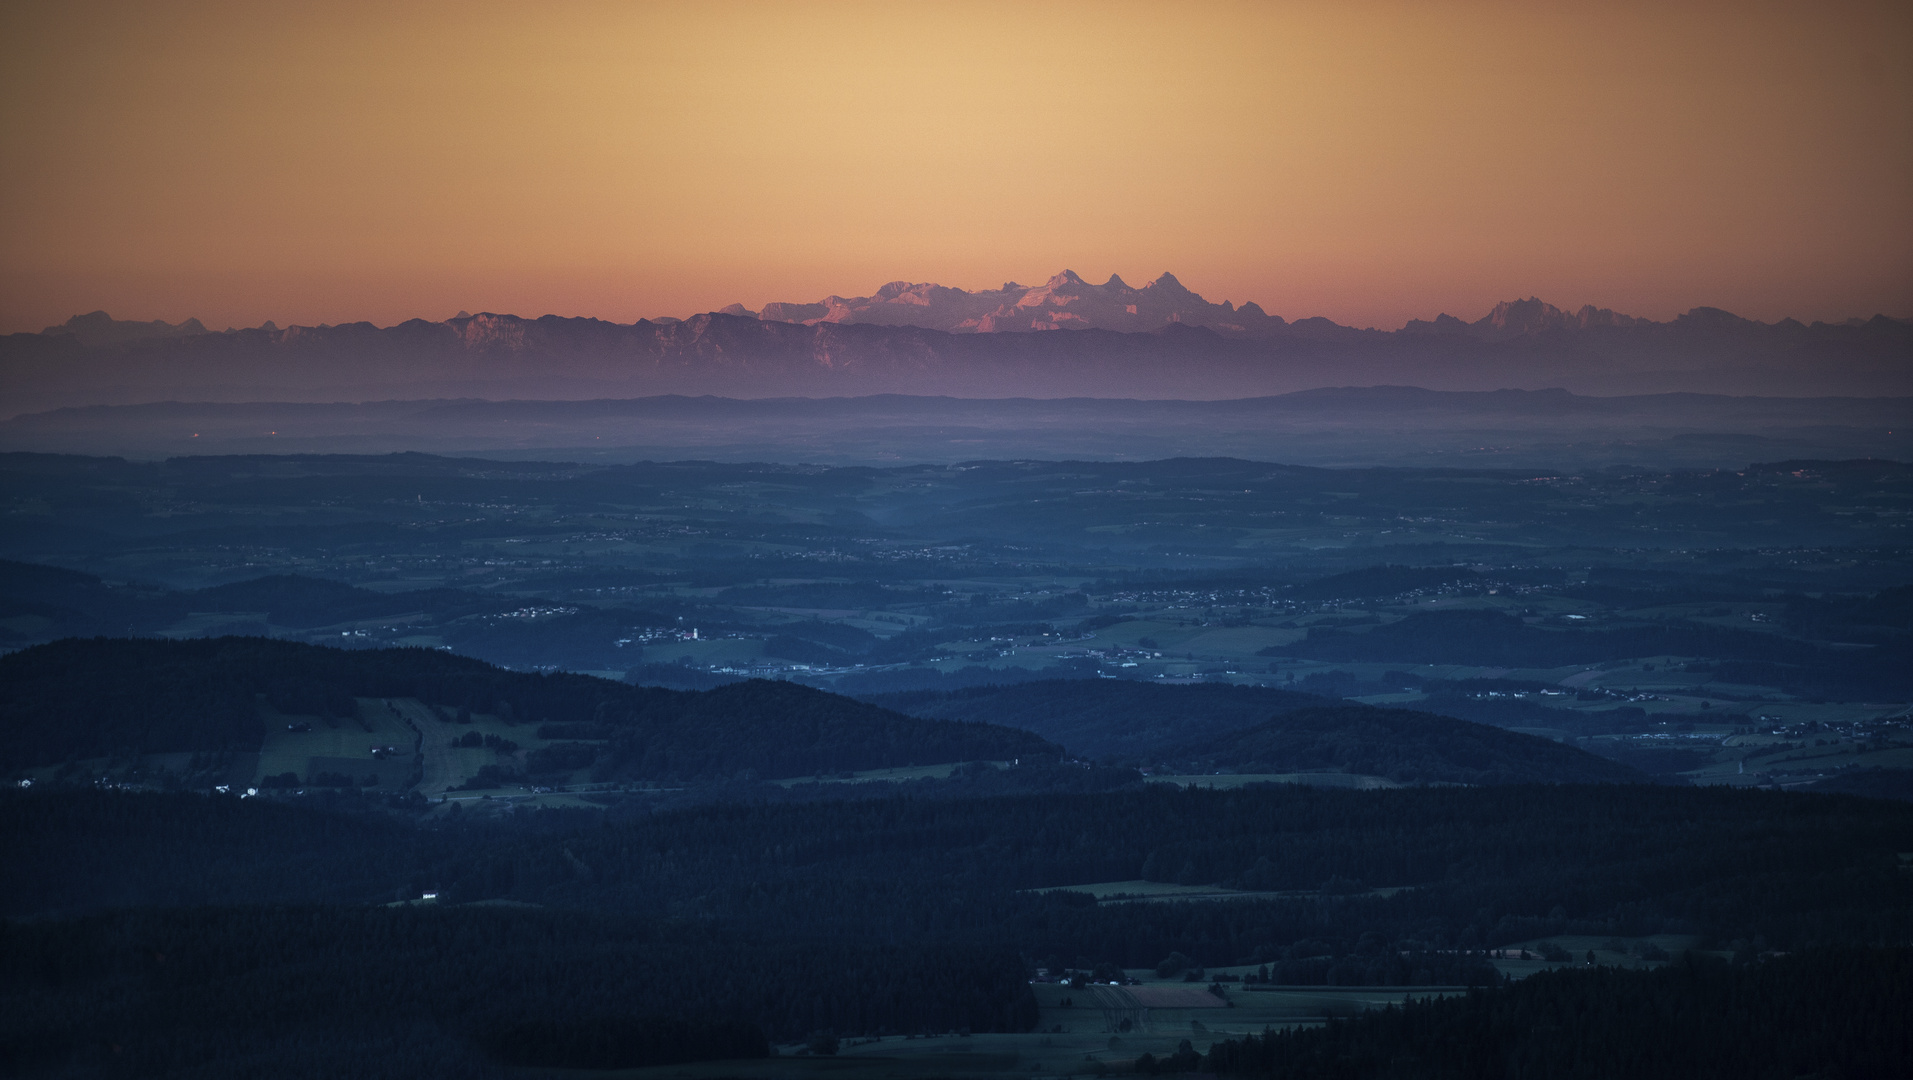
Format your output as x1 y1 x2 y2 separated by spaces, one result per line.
2 0 1909 334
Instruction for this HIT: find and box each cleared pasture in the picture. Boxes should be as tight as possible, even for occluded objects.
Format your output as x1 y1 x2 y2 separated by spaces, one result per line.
1146 772 1402 790
1029 881 1412 905
302 755 411 789
252 699 416 787
1031 880 1253 900
1687 741 1913 787
398 699 595 793
643 637 764 667
1489 934 1702 978
770 761 1009 787
604 980 1459 1079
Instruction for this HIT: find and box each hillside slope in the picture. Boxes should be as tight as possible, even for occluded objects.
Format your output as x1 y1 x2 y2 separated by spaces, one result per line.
1161 704 1643 786
864 679 1325 759
868 679 1642 785
0 637 1058 781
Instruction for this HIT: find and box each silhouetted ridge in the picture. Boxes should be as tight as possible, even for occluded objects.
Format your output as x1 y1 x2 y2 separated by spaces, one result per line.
0 637 1059 777
7 279 1906 409
867 678 1641 784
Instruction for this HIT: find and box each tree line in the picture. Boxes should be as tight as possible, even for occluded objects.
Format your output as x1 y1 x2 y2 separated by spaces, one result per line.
0 904 1035 1077
1267 608 1911 698
7 783 1908 969
0 637 1057 777
1203 948 1911 1078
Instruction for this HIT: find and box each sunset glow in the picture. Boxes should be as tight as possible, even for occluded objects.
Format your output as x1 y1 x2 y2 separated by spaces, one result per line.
2 0 1909 332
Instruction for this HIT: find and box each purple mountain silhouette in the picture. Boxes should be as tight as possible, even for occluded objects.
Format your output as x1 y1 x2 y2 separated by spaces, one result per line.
3 277 1905 411
730 270 1286 337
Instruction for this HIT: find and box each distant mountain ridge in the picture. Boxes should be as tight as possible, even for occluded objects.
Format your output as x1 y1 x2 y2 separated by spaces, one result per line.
717 271 1901 342
2 275 1907 411
1408 297 1650 339
33 271 1908 346
731 269 1286 337
39 310 210 348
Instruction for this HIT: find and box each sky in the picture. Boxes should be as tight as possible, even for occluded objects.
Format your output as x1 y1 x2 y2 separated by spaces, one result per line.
2 0 1909 334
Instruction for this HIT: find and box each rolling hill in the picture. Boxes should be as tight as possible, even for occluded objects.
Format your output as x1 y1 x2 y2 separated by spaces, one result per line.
1155 704 1643 786
866 679 1643 785
864 679 1325 760
0 637 1058 782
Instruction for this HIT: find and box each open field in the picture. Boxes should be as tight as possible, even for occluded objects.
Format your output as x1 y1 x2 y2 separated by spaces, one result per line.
397 699 614 794
598 982 1460 1079
644 637 768 668
1147 772 1402 790
425 789 635 816
254 694 621 796
1031 880 1260 901
1030 881 1413 905
253 699 417 789
1687 743 1913 788
770 761 1010 787
1488 934 1703 978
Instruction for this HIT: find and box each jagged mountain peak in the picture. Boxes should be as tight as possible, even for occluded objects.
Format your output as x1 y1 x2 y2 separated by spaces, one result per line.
1480 297 1565 332
42 310 208 348
871 280 922 301
1677 306 1753 329
31 281 1850 364
1460 297 1658 338
7 287 1902 409
741 270 1283 337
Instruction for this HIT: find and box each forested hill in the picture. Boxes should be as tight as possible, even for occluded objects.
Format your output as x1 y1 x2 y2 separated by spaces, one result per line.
1265 607 1913 700
0 637 1058 779
1202 949 1911 1080
10 783 1906 1076
865 679 1641 785
862 680 1327 758
0 558 686 673
0 559 519 638
1161 705 1643 786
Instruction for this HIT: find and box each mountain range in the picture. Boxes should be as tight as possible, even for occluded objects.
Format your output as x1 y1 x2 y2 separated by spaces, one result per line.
727 271 1753 342
729 270 1288 336
39 271 1905 344
4 272 1907 412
